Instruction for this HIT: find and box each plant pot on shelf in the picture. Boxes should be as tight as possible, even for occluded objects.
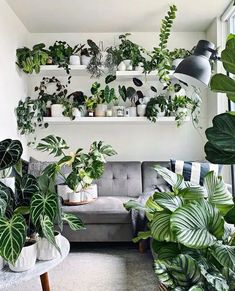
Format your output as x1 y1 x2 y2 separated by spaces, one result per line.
51 104 64 117
95 104 107 117
117 61 126 71
137 104 146 117
123 59 133 71
69 189 93 203
0 177 15 193
73 108 82 118
82 184 98 200
172 58 184 70
128 107 137 117
69 55 81 65
9 241 37 272
135 62 144 71
57 184 71 202
37 232 61 261
81 55 92 66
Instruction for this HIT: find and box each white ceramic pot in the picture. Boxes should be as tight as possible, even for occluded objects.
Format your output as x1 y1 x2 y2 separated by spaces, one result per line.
143 97 150 104
73 108 82 118
95 104 107 117
172 58 184 70
137 104 146 117
37 232 61 261
128 107 137 117
0 256 4 270
82 184 98 199
51 104 64 117
80 105 87 117
81 55 92 66
69 55 81 65
117 61 126 71
57 184 71 201
135 62 144 71
123 59 132 71
106 109 113 117
0 177 15 193
9 241 37 272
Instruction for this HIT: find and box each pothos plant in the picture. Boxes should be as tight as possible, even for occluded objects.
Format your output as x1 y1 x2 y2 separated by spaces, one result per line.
36 135 117 193
125 166 235 290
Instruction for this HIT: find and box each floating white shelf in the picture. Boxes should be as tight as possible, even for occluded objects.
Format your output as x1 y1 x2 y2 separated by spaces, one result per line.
43 116 189 125
116 70 175 80
33 65 87 76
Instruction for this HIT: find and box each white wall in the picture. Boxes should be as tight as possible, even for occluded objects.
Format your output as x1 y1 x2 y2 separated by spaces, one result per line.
0 1 29 158
27 32 208 163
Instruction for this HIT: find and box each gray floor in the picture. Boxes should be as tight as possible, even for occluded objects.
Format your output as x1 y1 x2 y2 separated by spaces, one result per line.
5 247 158 291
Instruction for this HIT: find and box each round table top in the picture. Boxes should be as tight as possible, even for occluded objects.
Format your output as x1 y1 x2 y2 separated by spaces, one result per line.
0 236 70 290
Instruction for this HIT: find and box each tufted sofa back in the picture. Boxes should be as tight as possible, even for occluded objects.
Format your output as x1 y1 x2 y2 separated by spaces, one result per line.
95 162 142 198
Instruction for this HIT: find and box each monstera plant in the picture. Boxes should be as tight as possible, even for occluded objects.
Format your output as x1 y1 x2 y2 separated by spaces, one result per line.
205 34 235 164
124 166 235 290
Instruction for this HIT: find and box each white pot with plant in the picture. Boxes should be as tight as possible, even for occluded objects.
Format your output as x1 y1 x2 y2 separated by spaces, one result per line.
37 231 61 261
9 240 37 272
69 44 84 65
69 184 98 203
81 46 92 66
137 98 147 117
51 104 64 117
118 61 126 71
57 184 71 202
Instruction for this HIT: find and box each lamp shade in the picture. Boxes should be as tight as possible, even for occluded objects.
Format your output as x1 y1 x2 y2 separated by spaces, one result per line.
174 40 215 89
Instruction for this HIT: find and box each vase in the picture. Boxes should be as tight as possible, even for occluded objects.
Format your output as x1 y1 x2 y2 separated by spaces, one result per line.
137 104 146 117
82 184 98 199
117 61 126 71
81 55 92 66
128 107 137 117
123 60 132 71
69 55 81 65
57 184 71 202
0 177 15 193
72 108 82 118
37 232 61 261
95 104 107 117
9 241 37 272
51 104 64 117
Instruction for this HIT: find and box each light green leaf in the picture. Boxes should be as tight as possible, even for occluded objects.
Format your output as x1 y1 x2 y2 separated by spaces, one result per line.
210 74 235 102
179 185 205 200
221 48 235 75
0 214 26 264
204 171 233 215
153 192 183 212
62 213 84 231
133 231 151 243
123 200 152 213
171 201 224 249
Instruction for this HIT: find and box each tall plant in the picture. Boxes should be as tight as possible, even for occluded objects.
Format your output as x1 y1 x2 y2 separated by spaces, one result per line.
125 166 235 290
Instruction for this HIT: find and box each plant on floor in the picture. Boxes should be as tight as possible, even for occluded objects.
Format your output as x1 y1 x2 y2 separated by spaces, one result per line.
124 166 235 290
36 135 117 194
205 34 235 164
85 39 103 78
16 43 49 74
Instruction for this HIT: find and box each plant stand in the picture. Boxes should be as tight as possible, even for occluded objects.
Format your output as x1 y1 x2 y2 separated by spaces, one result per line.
40 272 50 291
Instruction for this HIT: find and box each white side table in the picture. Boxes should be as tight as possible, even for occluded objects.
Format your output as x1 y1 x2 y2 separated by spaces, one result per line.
0 236 70 291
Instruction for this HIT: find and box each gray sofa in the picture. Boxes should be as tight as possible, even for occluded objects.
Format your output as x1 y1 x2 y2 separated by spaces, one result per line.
61 161 168 242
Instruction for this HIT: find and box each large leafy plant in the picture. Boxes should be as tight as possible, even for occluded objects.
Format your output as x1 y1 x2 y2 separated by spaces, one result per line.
205 34 235 164
125 166 235 290
36 135 117 192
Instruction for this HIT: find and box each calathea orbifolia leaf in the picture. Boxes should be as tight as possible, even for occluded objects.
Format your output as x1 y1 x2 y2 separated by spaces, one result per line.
62 213 85 231
211 243 235 271
145 196 162 221
0 139 23 170
37 135 69 157
179 185 205 200
204 171 233 215
30 191 58 228
151 240 181 260
154 165 185 191
0 214 26 264
153 191 183 212
222 267 235 289
40 215 61 253
151 211 175 242
205 112 235 164
15 174 39 205
171 200 224 249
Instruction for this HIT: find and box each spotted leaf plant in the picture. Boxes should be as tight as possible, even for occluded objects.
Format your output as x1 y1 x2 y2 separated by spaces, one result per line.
124 166 235 290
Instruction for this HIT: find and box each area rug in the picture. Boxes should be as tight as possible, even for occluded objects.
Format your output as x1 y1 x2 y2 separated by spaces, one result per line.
5 247 158 291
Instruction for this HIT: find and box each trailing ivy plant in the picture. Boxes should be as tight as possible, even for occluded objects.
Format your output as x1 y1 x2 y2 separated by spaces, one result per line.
124 166 235 290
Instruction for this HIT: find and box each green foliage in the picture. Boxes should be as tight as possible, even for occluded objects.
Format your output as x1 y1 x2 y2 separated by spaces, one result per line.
170 48 191 60
16 43 49 74
37 135 69 157
124 166 235 290
62 213 85 231
90 82 117 104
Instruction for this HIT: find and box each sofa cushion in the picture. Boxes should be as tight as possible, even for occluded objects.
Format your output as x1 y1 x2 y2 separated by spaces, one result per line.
142 161 170 192
62 196 133 224
95 162 142 198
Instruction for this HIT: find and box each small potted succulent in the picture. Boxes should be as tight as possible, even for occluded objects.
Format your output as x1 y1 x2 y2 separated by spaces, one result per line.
36 135 117 204
170 48 191 70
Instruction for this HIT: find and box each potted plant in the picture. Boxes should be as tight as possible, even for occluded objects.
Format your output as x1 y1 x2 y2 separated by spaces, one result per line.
170 48 191 70
105 46 122 73
125 166 235 289
36 135 117 204
69 44 85 65
67 91 87 118
85 95 97 117
16 43 49 74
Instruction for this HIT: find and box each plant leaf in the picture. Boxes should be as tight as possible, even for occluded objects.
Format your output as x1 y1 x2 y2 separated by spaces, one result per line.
153 192 183 212
133 231 151 243
37 135 69 157
212 243 235 271
40 215 60 254
151 211 175 242
15 174 39 205
62 213 85 231
151 240 181 260
123 199 152 212
210 74 235 102
0 139 23 171
105 75 116 84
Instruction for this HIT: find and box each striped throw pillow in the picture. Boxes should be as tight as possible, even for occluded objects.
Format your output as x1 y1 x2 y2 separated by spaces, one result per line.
170 160 222 185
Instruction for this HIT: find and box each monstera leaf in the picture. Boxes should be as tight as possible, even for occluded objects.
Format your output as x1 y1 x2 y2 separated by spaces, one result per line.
171 201 224 249
205 113 235 164
37 135 69 157
0 139 23 170
15 174 39 205
0 214 26 264
204 171 233 215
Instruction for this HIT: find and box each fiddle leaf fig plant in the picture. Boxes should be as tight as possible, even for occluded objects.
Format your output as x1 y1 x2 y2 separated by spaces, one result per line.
124 166 235 290
205 34 235 164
